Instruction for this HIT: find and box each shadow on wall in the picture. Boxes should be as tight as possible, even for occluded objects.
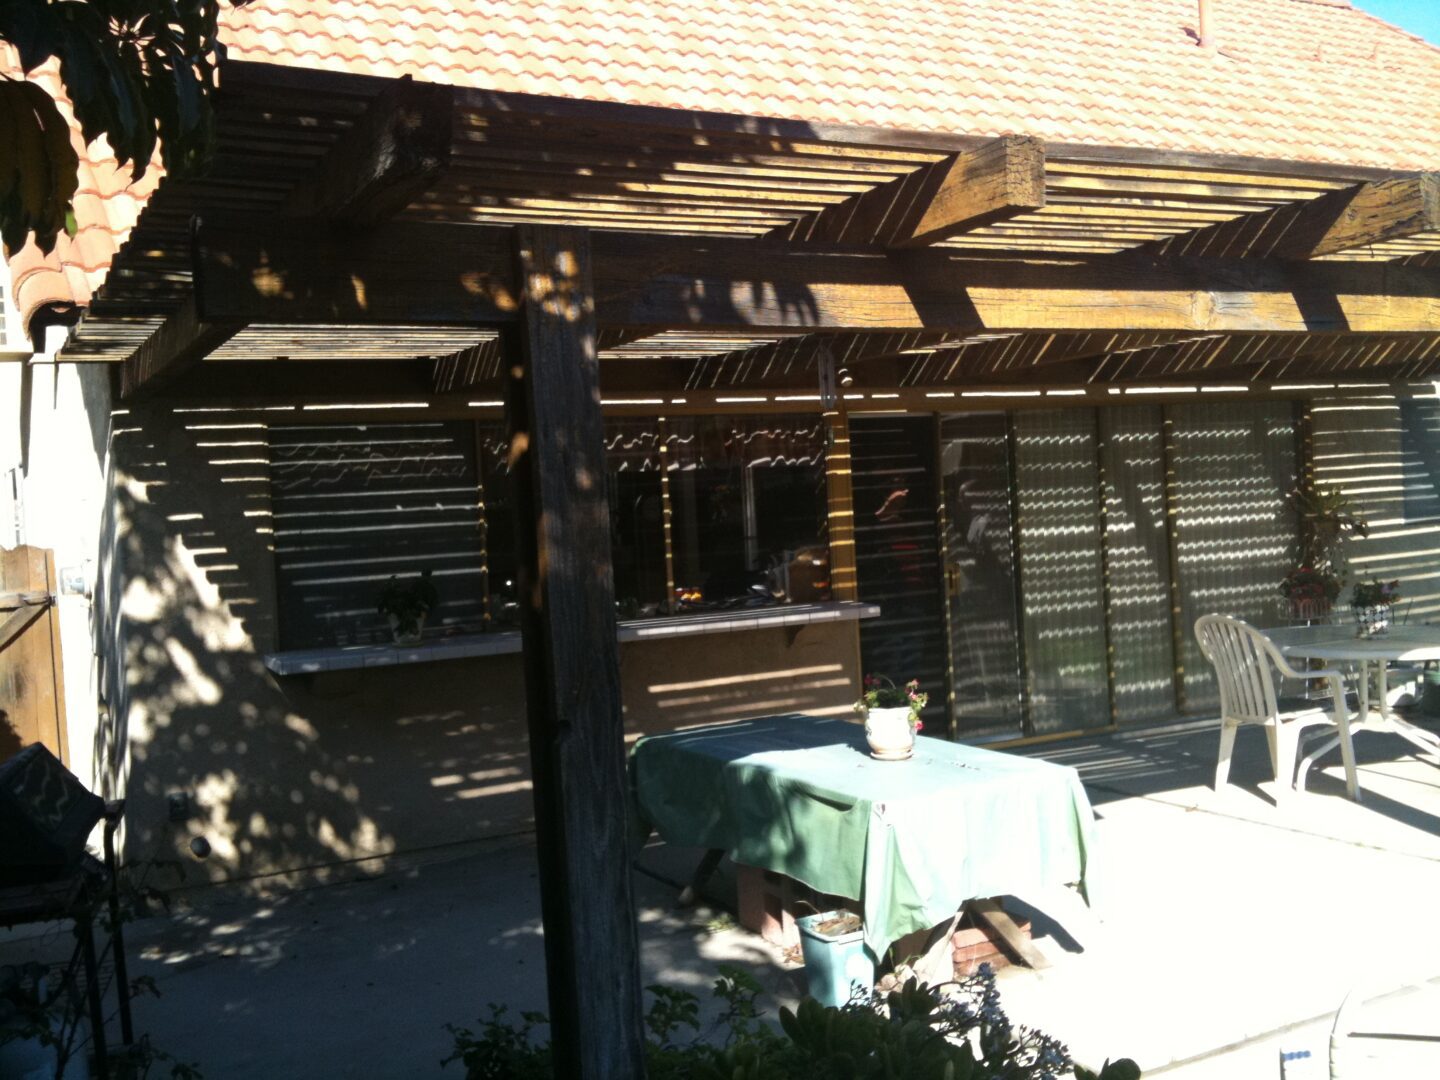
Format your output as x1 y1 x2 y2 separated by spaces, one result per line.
1315 394 1440 621
93 405 534 888
621 623 859 735
88 402 861 889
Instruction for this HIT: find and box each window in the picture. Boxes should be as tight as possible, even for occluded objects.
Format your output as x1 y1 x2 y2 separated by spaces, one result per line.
667 415 831 610
269 421 486 648
270 413 835 649
605 418 668 616
476 423 520 628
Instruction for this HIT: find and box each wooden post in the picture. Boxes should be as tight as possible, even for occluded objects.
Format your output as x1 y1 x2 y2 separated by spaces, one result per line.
502 224 647 1079
824 405 858 602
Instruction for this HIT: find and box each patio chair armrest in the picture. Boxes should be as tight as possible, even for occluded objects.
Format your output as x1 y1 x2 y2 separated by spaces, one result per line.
1268 648 1345 682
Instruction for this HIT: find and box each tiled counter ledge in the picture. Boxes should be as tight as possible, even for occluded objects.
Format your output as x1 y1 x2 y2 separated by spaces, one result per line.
262 601 881 676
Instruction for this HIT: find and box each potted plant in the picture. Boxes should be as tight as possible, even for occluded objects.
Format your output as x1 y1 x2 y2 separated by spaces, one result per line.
377 570 438 644
854 675 927 760
1293 484 1369 565
1278 565 1342 620
1351 576 1401 637
1281 484 1370 621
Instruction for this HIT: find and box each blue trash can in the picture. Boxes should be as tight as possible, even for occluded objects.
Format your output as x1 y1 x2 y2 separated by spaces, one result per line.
797 910 874 1008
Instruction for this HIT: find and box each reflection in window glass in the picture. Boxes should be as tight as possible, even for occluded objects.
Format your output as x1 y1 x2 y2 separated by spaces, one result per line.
477 423 520 628
269 421 486 648
605 419 668 617
478 418 671 625
667 415 831 610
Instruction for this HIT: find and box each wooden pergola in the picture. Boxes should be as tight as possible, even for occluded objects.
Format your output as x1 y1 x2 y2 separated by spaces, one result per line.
55 60 1440 1077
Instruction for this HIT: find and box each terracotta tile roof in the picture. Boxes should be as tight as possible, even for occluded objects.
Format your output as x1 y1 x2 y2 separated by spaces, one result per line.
6 0 1440 341
1 49 164 341
221 0 1440 169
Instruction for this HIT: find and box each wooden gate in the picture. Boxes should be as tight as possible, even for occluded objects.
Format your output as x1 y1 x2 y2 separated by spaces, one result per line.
0 545 68 764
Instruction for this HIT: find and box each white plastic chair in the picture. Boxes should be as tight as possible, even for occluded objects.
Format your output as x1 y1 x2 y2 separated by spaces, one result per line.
1195 614 1359 801
1330 976 1440 1079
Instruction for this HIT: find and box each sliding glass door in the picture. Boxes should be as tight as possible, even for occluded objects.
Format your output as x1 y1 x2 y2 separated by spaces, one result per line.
851 400 1302 741
939 413 1024 739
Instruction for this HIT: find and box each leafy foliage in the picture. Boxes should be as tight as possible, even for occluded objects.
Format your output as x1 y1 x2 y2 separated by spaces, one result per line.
1290 483 1369 574
1278 565 1342 605
856 675 929 722
1352 575 1401 608
444 963 1142 1080
376 569 439 637
0 850 202 1079
0 0 253 254
1 950 202 1079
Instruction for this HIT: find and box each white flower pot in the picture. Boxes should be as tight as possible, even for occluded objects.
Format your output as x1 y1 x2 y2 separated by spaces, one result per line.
387 611 427 645
864 706 915 760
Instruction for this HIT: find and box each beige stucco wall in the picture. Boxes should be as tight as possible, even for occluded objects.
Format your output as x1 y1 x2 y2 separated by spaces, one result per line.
1 360 113 787
86 401 861 890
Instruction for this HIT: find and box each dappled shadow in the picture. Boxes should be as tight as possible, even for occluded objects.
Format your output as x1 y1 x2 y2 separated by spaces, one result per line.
1316 393 1440 621
91 404 539 891
1019 712 1440 836
5 842 796 1078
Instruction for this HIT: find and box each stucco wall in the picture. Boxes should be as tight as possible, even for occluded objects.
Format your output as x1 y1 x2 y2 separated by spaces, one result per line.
3 361 113 786
89 403 860 890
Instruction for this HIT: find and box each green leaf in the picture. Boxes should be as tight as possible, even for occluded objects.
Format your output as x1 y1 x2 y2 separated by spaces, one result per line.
1097 1059 1143 1080
0 0 229 252
0 3 60 73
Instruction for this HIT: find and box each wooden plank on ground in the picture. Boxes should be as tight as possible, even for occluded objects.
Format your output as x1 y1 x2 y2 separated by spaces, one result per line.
968 898 1051 970
504 224 647 1078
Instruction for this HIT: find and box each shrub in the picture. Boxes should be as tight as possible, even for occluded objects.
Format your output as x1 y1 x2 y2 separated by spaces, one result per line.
444 964 1139 1080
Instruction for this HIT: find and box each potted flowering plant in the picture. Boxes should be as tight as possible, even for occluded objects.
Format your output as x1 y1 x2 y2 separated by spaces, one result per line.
376 569 438 644
1278 565 1342 619
1351 577 1401 637
854 675 928 760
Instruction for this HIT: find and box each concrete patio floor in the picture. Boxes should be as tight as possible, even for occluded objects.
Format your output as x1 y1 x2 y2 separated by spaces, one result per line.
8 713 1440 1077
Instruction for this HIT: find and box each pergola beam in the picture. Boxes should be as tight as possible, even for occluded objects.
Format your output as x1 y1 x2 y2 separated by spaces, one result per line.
1093 329 1440 383
777 135 1046 247
693 331 955 392
118 298 242 400
1149 173 1440 260
191 219 1440 334
282 75 454 224
432 337 505 396
120 77 455 399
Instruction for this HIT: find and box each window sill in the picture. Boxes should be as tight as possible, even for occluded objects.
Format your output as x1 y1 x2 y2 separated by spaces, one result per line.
262 601 880 676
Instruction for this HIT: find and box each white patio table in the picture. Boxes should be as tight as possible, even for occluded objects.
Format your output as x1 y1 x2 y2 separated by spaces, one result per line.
1262 624 1440 799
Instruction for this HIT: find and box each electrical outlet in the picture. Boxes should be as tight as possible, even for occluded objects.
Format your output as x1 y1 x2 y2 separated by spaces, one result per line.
166 791 192 822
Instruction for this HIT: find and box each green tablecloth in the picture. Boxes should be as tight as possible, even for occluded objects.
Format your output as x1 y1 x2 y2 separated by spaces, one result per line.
630 714 1097 961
